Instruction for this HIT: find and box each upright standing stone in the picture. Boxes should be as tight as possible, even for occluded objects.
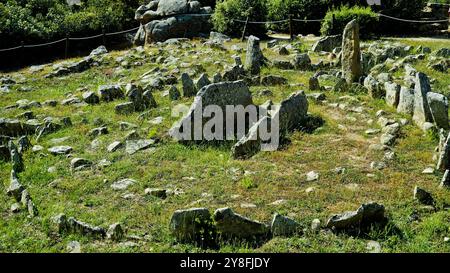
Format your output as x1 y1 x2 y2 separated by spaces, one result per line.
341 20 362 84
397 86 415 115
385 82 400 108
9 141 24 173
437 132 450 171
245 36 264 75
181 73 196 97
413 72 433 127
427 92 449 130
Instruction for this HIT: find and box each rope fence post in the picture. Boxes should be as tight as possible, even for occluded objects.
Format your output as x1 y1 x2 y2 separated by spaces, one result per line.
65 34 69 59
289 14 293 40
20 41 24 66
102 28 106 45
241 15 249 42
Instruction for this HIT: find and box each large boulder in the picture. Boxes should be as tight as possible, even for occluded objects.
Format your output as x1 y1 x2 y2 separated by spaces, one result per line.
169 81 254 142
141 1 213 43
156 0 189 16
412 72 433 128
341 20 362 84
312 35 341 52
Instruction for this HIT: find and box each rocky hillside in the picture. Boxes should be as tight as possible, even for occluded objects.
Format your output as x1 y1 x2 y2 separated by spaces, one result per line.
0 27 450 252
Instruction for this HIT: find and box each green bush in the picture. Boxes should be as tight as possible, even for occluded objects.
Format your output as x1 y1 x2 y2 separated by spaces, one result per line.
372 0 428 34
267 1 368 34
212 0 268 38
320 5 379 38
0 0 145 48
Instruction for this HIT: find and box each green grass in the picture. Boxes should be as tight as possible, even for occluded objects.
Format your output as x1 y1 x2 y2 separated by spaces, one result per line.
0 37 450 253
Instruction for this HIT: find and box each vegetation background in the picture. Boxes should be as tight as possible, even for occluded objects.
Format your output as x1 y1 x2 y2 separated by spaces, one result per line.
1 0 448 49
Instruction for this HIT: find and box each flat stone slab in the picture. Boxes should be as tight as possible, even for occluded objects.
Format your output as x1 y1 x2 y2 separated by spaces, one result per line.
125 139 155 155
111 178 137 190
48 146 73 155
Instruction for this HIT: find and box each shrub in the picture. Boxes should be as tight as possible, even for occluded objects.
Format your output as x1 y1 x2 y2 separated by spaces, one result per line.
266 0 367 35
320 5 379 38
0 0 145 48
212 0 268 38
372 0 428 34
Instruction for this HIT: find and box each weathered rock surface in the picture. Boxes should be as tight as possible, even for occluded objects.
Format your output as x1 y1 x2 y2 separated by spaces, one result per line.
245 36 265 75
271 213 302 237
7 170 24 201
427 92 449 130
169 81 253 141
169 207 213 242
412 72 433 128
385 82 400 108
341 20 362 83
397 86 415 115
125 139 155 155
414 186 435 206
326 202 385 230
272 91 309 133
213 207 270 240
48 146 73 155
312 35 341 52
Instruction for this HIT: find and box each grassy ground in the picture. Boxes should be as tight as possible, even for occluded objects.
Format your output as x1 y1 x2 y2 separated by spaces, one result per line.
0 36 449 253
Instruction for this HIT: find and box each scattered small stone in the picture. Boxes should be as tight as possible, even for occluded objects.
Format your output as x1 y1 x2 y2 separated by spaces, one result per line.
306 171 319 182
107 223 124 241
414 186 435 206
48 146 73 155
111 178 136 190
422 167 434 174
366 241 381 253
311 219 321 232
10 203 21 213
145 188 167 199
125 139 155 155
67 241 81 253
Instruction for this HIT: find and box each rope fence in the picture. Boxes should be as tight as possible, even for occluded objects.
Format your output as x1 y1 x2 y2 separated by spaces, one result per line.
0 25 140 53
0 11 448 53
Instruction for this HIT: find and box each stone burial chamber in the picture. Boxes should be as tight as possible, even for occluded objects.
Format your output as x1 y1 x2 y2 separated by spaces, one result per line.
169 79 312 159
134 0 213 44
